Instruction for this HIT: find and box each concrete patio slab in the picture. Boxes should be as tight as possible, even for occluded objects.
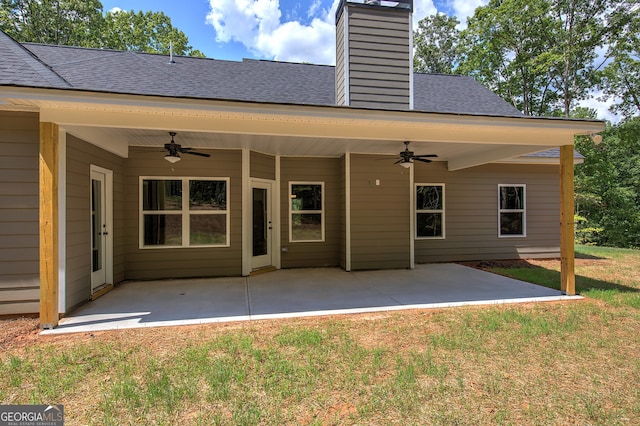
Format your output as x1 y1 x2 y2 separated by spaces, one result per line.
42 264 580 335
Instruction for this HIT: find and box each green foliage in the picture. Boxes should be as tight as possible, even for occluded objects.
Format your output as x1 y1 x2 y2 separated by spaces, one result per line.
0 0 204 57
575 214 604 245
1 0 104 47
575 118 640 248
599 7 640 120
458 0 560 116
544 0 624 117
102 9 204 56
413 14 461 74
601 57 640 120
414 0 635 119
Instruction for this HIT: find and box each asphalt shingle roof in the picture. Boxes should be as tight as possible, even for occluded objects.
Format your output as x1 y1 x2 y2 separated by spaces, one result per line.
524 148 585 160
0 32 69 88
0 33 524 117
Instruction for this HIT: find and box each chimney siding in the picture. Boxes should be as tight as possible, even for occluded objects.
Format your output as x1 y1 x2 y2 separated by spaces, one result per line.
336 10 348 106
336 3 413 110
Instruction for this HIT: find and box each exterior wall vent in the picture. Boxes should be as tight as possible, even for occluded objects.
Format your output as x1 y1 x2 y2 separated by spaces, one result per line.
335 0 413 110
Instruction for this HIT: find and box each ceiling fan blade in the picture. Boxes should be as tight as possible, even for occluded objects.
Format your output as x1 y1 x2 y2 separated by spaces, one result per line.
393 159 404 164
182 150 211 158
413 154 438 158
414 158 432 163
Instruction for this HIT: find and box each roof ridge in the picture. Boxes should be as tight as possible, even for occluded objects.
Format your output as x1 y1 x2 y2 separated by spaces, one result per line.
23 41 236 64
414 72 471 78
242 58 335 68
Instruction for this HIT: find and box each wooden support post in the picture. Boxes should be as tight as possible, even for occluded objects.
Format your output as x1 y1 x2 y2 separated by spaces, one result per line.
39 122 59 328
560 145 575 295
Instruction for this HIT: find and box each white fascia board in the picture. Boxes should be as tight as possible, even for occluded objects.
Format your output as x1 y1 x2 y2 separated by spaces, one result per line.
1 87 605 146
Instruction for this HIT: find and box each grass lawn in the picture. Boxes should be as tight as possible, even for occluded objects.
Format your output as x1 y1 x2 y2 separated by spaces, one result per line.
1 245 639 425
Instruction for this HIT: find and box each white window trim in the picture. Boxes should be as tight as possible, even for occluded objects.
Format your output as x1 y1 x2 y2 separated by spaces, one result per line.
415 183 446 240
498 184 527 238
139 177 230 249
289 181 325 243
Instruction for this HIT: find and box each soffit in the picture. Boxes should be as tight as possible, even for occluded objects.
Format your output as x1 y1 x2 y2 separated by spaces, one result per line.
0 88 605 170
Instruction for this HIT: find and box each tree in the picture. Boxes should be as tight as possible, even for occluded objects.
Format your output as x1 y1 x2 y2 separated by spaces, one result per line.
575 118 640 248
0 0 104 47
413 14 461 74
0 0 204 57
599 8 640 119
455 0 631 117
457 0 561 116
102 10 204 57
544 0 629 117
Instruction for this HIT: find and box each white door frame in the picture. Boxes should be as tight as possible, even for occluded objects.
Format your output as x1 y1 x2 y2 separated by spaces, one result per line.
90 165 113 292
251 179 274 270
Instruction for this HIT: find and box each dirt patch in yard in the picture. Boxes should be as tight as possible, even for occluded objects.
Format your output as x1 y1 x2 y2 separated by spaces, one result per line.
461 259 538 270
0 316 40 350
461 257 607 271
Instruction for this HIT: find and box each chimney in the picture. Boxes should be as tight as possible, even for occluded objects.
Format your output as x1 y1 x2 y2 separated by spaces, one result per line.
335 0 413 110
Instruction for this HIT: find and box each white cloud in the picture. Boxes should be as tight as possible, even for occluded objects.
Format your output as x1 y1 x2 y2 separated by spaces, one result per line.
452 0 487 27
579 93 620 123
412 0 438 27
108 6 123 14
206 0 340 64
308 0 323 18
206 0 281 45
256 18 336 63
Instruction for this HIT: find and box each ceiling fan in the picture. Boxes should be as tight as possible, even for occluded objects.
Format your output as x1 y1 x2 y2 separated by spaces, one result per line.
164 132 211 163
395 141 437 168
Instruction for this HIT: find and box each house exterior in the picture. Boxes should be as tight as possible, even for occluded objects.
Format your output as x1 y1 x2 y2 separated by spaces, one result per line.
0 0 603 328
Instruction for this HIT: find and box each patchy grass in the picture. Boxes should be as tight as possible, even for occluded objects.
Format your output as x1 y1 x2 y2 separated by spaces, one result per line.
479 245 640 308
1 245 640 425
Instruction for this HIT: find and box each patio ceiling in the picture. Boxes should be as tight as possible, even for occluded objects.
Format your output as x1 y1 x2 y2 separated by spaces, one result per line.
1 87 604 170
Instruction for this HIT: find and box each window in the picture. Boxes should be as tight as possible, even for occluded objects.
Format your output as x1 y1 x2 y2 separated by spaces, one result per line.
416 184 445 239
140 178 229 248
498 184 526 237
290 182 324 242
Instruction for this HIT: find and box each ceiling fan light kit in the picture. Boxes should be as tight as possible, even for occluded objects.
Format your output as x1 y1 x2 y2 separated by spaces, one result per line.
164 154 181 163
395 141 437 167
163 131 211 162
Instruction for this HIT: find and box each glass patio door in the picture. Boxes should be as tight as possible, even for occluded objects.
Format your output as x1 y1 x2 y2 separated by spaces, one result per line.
252 181 272 270
90 168 109 292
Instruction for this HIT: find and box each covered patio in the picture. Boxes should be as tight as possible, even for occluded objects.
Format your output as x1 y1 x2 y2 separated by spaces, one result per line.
41 264 578 335
30 93 601 329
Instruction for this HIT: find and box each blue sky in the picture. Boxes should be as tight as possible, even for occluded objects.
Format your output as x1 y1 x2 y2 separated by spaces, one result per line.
100 0 485 63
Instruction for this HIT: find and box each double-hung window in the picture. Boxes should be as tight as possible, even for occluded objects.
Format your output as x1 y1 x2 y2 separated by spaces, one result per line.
498 184 526 237
140 178 229 248
416 184 445 239
290 182 324 242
